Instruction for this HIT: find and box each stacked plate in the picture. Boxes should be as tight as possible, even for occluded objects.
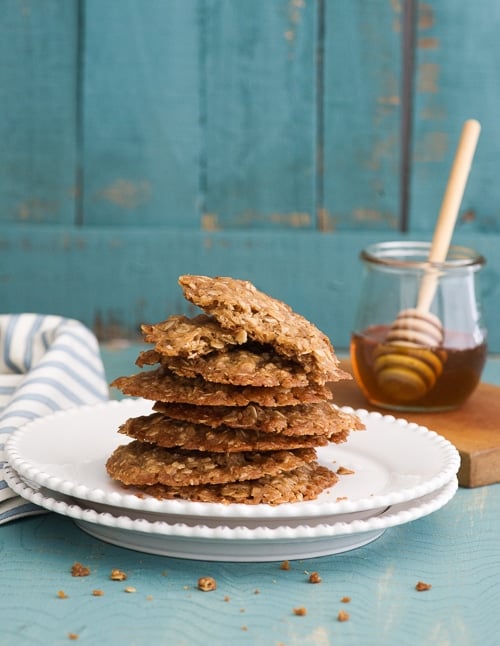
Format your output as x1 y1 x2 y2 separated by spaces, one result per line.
5 399 460 562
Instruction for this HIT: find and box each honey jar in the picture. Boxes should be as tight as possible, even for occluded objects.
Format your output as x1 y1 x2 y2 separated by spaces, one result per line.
350 241 487 412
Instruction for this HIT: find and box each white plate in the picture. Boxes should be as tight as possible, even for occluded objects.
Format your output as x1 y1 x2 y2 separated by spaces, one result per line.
5 399 460 520
4 465 458 561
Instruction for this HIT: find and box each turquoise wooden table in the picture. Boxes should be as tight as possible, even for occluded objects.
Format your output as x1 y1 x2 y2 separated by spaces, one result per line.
1 346 499 646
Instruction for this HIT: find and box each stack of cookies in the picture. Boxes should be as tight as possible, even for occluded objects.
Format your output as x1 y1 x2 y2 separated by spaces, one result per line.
106 275 363 505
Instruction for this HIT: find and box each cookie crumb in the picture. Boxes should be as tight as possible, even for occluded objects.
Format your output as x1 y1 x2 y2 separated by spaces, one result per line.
71 562 90 577
336 496 348 502
124 586 137 593
254 589 260 594
198 576 217 591
241 626 248 632
309 572 321 584
57 590 69 599
110 569 127 581
337 609 350 622
341 596 351 603
293 607 307 616
415 581 432 591
146 595 154 601
280 560 290 570
68 633 79 641
336 466 355 475
92 589 104 597
224 595 231 602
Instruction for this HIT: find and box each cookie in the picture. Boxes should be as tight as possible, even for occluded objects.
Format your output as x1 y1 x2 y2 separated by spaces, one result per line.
153 400 363 437
119 413 340 452
105 440 317 486
106 274 361 506
141 314 245 357
128 463 338 505
136 345 310 388
178 275 349 385
111 368 332 407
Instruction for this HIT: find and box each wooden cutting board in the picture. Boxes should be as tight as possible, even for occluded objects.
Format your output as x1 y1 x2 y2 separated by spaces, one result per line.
333 360 500 488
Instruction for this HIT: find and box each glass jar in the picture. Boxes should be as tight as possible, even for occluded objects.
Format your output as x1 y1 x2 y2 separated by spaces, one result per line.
350 241 487 412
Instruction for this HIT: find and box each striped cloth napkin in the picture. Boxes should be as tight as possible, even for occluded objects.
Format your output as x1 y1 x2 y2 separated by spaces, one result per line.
0 314 109 523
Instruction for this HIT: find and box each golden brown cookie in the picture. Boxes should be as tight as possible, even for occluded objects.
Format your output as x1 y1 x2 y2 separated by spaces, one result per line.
153 400 363 437
178 275 349 385
118 413 344 452
136 345 310 388
141 314 245 357
111 368 332 407
128 463 338 505
106 440 317 487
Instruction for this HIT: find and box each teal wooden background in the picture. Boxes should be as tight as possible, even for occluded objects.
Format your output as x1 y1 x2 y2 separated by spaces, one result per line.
0 0 499 351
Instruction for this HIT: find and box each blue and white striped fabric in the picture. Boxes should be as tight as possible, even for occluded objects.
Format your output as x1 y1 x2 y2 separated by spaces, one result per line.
0 314 109 524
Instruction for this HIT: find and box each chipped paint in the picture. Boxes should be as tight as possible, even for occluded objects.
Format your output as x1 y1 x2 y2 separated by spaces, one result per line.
392 17 401 33
465 486 489 515
353 208 398 227
212 210 311 229
375 68 400 126
284 0 305 53
376 565 397 635
418 3 434 30
61 234 86 251
270 212 311 227
15 198 59 222
426 616 468 646
378 95 400 106
418 62 439 93
201 213 220 231
289 0 305 23
460 209 476 223
291 625 331 645
97 179 152 209
418 36 439 49
390 0 402 32
317 208 397 230
317 208 335 232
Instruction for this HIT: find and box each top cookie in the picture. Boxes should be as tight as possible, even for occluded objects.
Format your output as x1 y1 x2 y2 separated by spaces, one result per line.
178 275 348 385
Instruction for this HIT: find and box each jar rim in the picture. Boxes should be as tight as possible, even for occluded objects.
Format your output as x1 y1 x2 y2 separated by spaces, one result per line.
361 241 486 269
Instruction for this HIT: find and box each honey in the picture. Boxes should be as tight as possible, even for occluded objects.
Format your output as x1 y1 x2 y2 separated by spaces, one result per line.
351 241 487 412
351 326 487 412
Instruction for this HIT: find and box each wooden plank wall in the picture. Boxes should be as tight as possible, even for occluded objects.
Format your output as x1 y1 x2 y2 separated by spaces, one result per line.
0 0 499 352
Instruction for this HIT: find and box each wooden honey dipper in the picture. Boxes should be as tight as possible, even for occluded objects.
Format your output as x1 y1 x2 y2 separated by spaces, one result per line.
374 119 481 401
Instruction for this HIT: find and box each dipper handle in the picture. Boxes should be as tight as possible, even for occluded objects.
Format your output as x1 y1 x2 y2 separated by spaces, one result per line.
417 119 481 313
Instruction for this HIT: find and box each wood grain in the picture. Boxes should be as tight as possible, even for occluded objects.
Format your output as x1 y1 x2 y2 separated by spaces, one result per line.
409 0 500 234
334 360 500 488
322 0 402 231
2 350 500 643
202 0 317 230
2 484 500 644
81 0 200 226
0 227 499 352
0 1 499 348
0 1 78 225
